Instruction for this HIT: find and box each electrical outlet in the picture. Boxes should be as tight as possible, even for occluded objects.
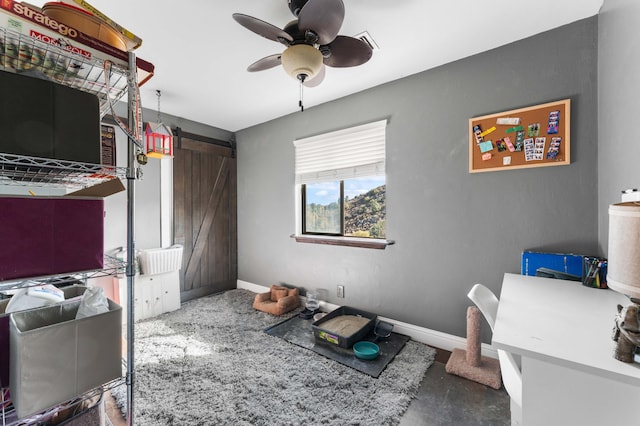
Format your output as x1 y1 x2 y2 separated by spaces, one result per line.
337 285 344 298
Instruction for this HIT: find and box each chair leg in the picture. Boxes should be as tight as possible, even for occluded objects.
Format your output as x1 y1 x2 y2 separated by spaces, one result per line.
510 397 522 426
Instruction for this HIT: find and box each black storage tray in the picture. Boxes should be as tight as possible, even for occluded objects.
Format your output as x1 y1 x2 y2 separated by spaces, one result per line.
311 306 377 348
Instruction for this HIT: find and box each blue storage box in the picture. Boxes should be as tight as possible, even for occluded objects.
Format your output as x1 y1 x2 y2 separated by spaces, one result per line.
521 251 584 280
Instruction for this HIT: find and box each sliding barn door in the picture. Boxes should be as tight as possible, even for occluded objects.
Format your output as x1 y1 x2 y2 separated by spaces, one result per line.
173 130 237 302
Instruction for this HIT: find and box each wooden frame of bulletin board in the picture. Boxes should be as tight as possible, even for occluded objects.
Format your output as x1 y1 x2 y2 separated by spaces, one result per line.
469 99 570 173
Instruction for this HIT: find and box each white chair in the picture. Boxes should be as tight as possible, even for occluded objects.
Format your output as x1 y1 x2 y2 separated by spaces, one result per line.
468 283 522 424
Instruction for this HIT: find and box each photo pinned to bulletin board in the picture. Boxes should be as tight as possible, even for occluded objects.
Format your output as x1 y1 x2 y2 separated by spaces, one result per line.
469 99 570 173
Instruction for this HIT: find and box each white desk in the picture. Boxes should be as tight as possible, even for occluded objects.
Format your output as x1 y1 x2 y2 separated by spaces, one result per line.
493 273 640 425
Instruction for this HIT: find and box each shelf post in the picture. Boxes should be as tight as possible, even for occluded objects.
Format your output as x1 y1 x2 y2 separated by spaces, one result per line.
125 51 139 426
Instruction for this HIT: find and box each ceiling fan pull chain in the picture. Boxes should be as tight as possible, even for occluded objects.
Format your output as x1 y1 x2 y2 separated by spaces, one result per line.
299 78 305 112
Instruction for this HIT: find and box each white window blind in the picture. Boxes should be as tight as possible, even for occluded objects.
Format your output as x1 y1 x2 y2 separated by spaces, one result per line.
294 120 386 184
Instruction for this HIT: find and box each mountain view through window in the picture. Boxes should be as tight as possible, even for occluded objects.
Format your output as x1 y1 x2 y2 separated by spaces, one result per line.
303 177 385 238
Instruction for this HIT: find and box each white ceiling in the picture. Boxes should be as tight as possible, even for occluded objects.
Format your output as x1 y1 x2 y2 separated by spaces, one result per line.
30 0 603 132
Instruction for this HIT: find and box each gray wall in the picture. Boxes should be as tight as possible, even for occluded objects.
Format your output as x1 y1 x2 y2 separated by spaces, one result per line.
102 123 161 252
236 17 599 340
598 0 640 255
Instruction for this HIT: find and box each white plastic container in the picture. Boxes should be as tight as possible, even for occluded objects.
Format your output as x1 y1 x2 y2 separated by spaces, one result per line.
138 245 183 275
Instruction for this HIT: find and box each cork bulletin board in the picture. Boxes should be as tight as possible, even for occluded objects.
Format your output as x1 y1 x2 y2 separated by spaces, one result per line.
469 99 570 173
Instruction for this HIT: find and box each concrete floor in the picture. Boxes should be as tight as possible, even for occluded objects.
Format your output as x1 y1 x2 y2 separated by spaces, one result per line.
400 360 511 426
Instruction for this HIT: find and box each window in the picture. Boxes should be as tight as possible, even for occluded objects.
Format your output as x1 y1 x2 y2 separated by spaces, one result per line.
303 181 343 234
295 120 386 239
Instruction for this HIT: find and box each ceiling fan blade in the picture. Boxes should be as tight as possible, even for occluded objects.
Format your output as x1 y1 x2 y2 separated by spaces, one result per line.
323 36 373 68
247 54 282 72
232 13 293 43
298 0 345 45
303 65 325 87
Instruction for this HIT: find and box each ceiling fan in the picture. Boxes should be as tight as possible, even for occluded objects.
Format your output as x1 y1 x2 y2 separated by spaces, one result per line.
232 0 373 93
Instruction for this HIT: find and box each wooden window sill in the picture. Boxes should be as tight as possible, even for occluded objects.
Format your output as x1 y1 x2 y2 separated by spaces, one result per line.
291 234 395 249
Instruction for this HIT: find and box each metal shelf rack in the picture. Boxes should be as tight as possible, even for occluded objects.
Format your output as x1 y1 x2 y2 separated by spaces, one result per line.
0 26 130 118
0 153 127 188
0 24 141 425
0 255 125 293
1 377 126 426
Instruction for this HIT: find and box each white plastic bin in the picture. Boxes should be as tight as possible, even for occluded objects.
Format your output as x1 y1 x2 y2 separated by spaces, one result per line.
138 245 183 275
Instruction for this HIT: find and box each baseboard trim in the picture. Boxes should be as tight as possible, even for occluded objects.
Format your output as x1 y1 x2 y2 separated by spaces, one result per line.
236 279 497 359
237 279 268 294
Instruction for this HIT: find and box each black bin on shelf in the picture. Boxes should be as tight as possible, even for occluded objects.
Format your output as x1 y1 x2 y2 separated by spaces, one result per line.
0 70 101 164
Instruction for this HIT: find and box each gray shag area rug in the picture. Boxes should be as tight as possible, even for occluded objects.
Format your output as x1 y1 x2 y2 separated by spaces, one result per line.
112 289 436 425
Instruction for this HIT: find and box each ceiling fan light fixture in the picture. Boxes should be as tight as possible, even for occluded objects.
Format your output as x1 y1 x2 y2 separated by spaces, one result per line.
281 44 323 81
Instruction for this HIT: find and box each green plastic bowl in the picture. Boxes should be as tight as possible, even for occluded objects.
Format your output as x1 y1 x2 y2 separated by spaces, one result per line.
353 341 380 360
